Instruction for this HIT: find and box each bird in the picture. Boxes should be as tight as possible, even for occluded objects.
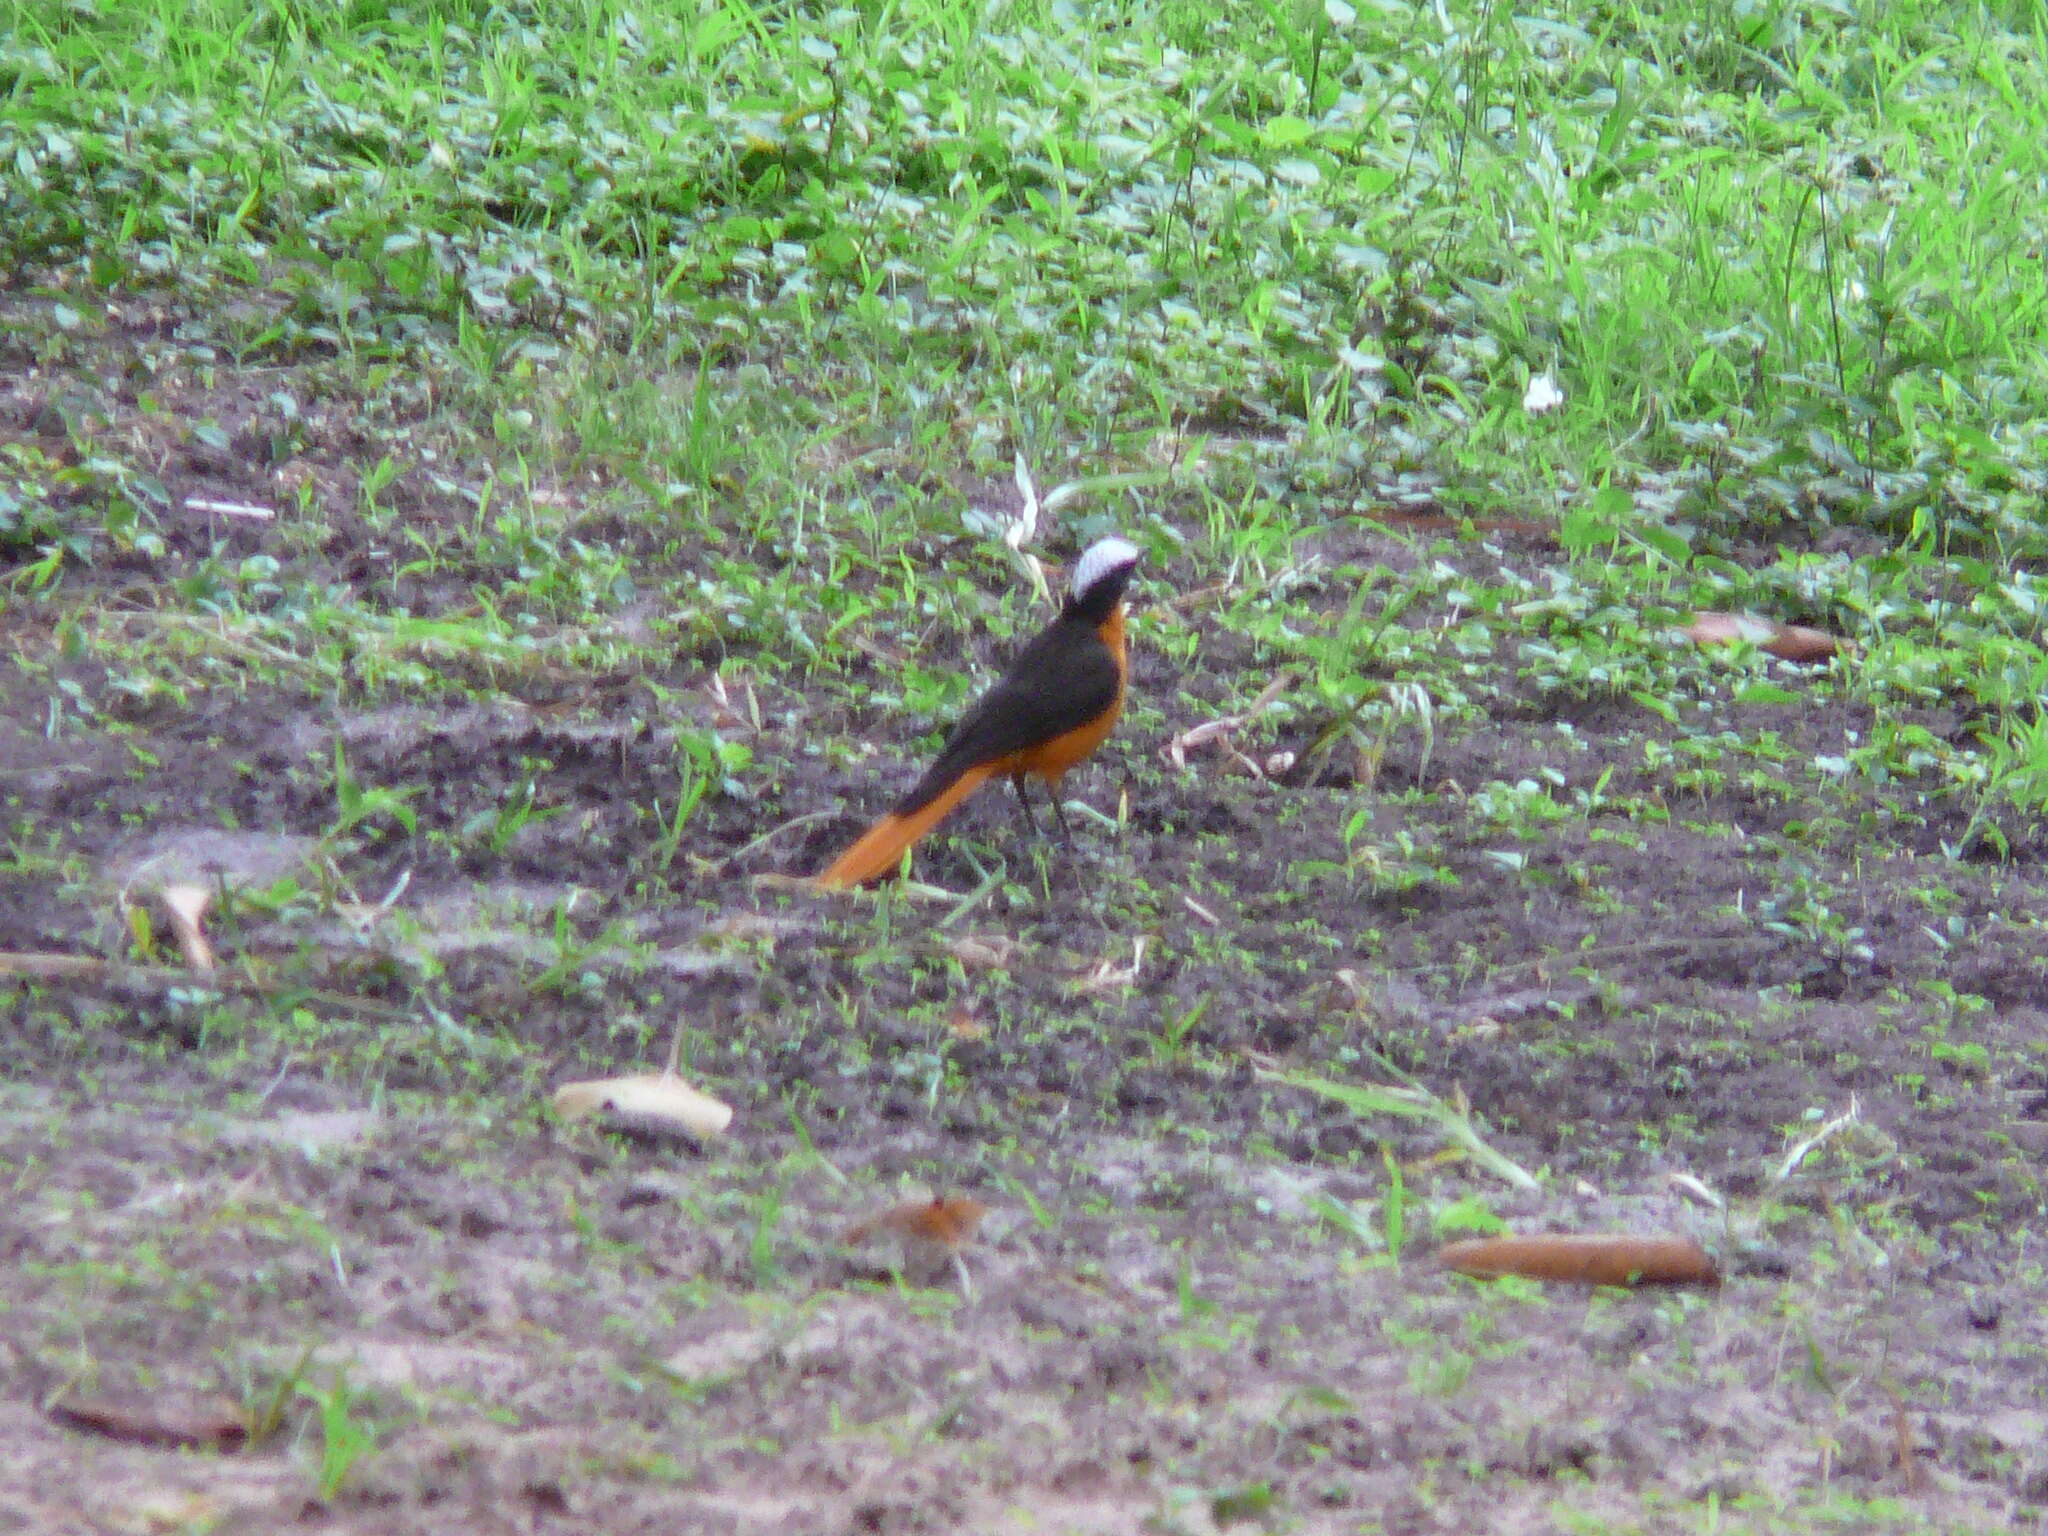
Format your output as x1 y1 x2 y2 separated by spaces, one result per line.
813 536 1140 888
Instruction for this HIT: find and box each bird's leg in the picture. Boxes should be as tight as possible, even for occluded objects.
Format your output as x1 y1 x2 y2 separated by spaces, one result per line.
1047 780 1074 847
1010 772 1044 836
1014 774 1075 891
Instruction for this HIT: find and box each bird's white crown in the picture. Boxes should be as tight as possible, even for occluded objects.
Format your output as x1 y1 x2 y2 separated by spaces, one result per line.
1069 536 1140 600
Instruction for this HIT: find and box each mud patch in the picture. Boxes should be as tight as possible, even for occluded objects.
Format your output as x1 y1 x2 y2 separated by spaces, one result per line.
4 321 2043 1534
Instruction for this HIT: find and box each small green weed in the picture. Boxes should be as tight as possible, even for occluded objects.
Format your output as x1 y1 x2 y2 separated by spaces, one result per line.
297 1365 379 1502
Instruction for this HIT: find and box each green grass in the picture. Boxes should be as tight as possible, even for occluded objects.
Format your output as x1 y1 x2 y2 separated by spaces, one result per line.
10 0 2048 577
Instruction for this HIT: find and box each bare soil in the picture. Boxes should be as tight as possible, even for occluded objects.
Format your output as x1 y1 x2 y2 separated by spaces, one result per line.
4 309 2045 1535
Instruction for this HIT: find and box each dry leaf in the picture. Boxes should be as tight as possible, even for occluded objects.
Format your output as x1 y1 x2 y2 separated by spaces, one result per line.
704 671 758 734
946 934 1019 970
159 884 216 971
1681 612 1847 663
1068 936 1148 995
1437 1234 1720 1288
552 1073 733 1140
184 496 275 520
1163 672 1294 774
50 1388 248 1450
843 1195 988 1255
1666 1171 1726 1211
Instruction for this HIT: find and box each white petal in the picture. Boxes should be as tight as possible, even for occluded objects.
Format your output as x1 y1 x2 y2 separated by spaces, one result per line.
1523 373 1566 414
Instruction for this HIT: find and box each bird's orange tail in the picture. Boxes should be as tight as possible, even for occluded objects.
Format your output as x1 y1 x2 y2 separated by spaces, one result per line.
813 763 994 888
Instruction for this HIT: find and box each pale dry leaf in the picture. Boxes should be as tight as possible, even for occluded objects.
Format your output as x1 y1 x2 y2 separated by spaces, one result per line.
1069 936 1148 995
159 884 216 971
947 934 1019 969
1165 717 1235 770
1679 611 1777 648
1667 1171 1726 1211
706 672 751 732
1008 452 1040 552
1005 456 1052 608
1021 552 1050 607
183 496 276 520
1453 1013 1506 1042
1163 672 1296 774
1770 1096 1862 1185
553 1073 734 1140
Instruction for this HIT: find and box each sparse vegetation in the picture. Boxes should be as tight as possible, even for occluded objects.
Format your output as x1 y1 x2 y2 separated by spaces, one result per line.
4 0 2047 1530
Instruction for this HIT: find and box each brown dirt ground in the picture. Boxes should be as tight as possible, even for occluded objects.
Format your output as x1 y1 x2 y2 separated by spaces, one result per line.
4 309 2046 1535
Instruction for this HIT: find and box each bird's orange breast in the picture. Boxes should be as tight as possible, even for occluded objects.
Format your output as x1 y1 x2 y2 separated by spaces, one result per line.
1007 606 1126 782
